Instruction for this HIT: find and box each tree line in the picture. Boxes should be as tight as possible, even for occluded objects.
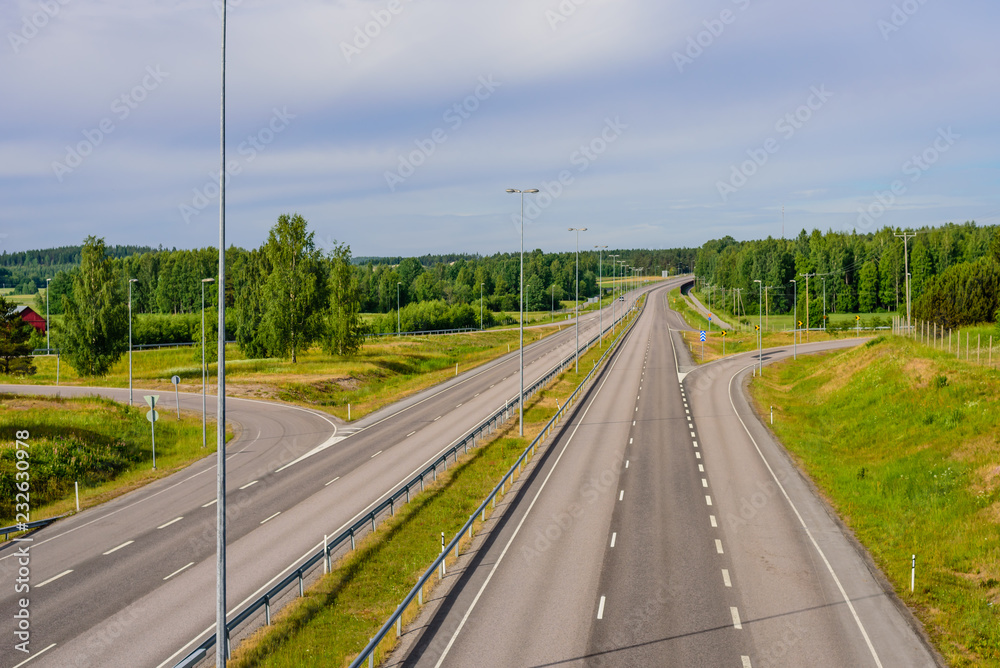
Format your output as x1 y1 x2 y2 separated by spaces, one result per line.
693 222 998 327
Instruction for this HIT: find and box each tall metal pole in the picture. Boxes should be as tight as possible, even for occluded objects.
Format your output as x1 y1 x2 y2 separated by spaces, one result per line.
506 188 538 436
396 282 401 334
822 277 826 331
755 280 762 375
595 245 606 346
569 228 587 372
480 283 484 330
608 254 619 334
216 1 228 663
202 278 214 449
895 231 916 332
128 278 137 404
45 277 51 353
791 279 797 360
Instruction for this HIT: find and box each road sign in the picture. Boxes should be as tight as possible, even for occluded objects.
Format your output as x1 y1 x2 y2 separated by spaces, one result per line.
699 331 706 342
721 330 726 337
755 325 760 331
146 409 159 423
708 315 712 321
144 395 159 408
798 320 803 328
171 375 180 385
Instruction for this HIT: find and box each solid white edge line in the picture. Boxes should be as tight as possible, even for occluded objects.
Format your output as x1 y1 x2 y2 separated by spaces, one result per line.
731 606 742 629
597 595 606 620
11 642 56 668
727 363 884 667
163 562 194 581
260 512 281 525
430 304 644 668
157 516 183 529
103 540 134 555
35 569 72 588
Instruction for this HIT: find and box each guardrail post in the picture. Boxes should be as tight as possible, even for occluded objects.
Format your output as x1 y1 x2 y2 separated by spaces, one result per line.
371 514 376 534
265 595 271 625
396 615 402 638
324 534 330 574
298 570 304 597
406 484 410 503
390 497 394 516
418 585 423 605
351 528 356 551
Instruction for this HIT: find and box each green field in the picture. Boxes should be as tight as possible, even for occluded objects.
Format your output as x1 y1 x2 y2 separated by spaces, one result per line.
751 337 1000 666
0 393 226 529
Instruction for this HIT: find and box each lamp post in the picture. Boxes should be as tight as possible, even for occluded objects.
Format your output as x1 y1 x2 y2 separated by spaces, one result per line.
45 277 51 353
790 279 797 360
128 278 138 405
595 245 607 346
480 283 484 330
506 188 539 436
202 278 215 449
822 277 827 332
608 254 619 333
569 227 587 372
551 284 554 323
754 280 762 376
396 281 401 334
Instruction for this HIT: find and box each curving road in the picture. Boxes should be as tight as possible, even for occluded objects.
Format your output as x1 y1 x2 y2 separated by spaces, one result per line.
0 277 678 668
390 284 941 668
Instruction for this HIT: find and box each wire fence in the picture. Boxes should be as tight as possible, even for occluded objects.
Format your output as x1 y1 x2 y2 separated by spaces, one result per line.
174 303 643 668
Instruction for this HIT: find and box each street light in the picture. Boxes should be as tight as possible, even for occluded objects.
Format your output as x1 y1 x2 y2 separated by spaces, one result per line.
754 279 762 376
128 278 138 405
608 254 619 334
397 281 401 335
480 283 485 330
595 245 607 347
202 278 215 449
790 279 797 360
822 277 827 332
45 277 51 353
569 227 587 372
506 188 539 436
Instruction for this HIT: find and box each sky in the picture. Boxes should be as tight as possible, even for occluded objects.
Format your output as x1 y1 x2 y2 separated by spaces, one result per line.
1 0 998 258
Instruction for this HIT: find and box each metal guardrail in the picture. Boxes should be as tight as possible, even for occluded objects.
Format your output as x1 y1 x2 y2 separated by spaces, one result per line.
31 341 237 355
368 327 479 337
1 514 66 541
173 301 644 668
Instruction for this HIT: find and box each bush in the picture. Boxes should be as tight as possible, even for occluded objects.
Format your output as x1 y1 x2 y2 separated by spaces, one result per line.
371 300 497 334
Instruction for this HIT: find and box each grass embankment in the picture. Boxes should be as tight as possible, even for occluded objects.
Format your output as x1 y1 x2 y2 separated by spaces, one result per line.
750 336 1000 666
228 306 641 668
16 327 562 422
0 394 227 529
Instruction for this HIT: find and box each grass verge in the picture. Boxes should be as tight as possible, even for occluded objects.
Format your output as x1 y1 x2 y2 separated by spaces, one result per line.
0 393 229 530
750 336 1000 666
226 306 641 668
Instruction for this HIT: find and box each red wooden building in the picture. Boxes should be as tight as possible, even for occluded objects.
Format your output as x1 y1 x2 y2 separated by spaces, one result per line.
15 305 46 333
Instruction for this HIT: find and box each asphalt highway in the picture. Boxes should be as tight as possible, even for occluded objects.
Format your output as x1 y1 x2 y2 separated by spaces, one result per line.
0 278 676 668
392 285 940 667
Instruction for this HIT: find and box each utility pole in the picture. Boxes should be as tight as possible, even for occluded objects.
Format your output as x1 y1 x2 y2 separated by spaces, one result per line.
895 231 917 333
800 272 815 342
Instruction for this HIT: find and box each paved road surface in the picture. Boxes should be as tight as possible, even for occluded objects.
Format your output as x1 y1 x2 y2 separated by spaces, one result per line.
392 284 939 668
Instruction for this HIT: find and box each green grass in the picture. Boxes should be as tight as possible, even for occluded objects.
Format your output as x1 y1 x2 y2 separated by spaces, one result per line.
227 305 642 668
750 336 1000 666
0 393 227 529
14 326 566 422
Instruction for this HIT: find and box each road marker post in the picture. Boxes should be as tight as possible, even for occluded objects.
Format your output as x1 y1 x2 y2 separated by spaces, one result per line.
75 481 79 512
144 395 160 470
911 554 916 592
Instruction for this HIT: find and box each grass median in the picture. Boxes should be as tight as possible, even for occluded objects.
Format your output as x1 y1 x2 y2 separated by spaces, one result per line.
0 394 228 531
227 307 642 668
750 336 1000 666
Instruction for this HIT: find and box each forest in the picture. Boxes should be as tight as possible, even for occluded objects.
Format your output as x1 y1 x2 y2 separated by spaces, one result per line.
692 222 999 328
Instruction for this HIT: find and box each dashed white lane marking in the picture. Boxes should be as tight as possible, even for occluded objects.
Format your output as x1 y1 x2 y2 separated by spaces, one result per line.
260 511 281 524
158 517 183 529
325 477 340 486
36 570 72 587
456 403 463 408
742 656 753 668
715 539 724 554
731 606 743 629
474 393 480 397
406 431 416 437
201 499 217 508
706 495 713 506
597 595 606 619
163 562 194 581
239 480 258 490
690 431 696 438
688 423 694 429
635 407 638 412
685 409 690 414
490 384 495 388
610 532 617 548
371 450 383 458
702 478 708 488
696 452 701 459
11 642 56 667
693 440 699 447
698 464 704 472
633 421 636 426
722 569 732 587
710 515 717 527
434 416 442 421
619 490 624 501
629 438 633 444
625 460 629 468
103 540 134 555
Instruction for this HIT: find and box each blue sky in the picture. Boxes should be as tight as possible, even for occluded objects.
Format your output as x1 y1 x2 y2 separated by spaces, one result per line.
2 0 997 257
